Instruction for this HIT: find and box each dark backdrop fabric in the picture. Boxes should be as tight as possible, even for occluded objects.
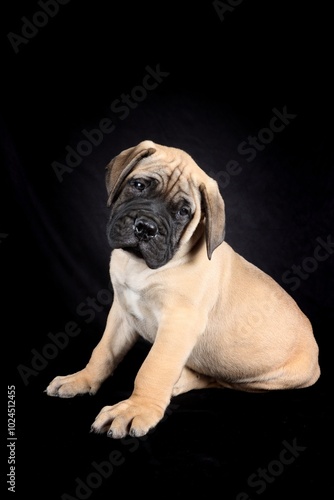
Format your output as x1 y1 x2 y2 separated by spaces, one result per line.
2 1 333 499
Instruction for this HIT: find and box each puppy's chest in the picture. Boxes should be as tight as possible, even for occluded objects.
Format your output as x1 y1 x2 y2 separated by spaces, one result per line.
115 281 159 342
123 288 145 321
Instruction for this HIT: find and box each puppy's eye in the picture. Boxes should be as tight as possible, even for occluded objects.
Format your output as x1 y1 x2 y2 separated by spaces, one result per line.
178 206 191 217
130 179 147 191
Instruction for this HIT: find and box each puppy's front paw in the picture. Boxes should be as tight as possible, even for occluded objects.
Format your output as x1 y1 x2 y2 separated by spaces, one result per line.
45 369 101 398
91 398 165 439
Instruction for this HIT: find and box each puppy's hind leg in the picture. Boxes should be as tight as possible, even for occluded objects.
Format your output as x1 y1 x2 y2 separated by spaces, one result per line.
172 366 220 397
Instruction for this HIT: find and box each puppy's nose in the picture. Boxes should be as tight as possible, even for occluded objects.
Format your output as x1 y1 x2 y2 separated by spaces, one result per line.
134 217 158 240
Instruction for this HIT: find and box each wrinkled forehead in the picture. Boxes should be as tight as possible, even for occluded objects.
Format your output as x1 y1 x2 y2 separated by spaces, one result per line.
128 147 208 203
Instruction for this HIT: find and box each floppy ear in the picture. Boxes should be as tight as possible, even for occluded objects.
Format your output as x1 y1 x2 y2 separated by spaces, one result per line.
200 180 226 259
105 141 156 206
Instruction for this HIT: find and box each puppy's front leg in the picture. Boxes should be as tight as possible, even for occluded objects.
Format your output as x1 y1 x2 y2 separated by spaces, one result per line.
46 300 138 398
92 305 205 438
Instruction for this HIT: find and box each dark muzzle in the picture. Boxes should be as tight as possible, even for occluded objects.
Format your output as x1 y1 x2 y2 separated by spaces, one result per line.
134 217 159 241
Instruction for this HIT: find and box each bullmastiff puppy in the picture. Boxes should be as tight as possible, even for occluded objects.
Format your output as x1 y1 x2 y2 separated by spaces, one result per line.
46 140 320 438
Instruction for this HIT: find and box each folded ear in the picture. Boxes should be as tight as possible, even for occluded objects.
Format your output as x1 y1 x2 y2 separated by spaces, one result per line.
105 141 156 206
199 180 226 259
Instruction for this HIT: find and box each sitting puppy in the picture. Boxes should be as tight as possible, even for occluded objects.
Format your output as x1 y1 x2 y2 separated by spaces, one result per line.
46 140 320 438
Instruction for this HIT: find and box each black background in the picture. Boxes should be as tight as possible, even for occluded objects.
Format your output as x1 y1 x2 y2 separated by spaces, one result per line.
1 1 333 498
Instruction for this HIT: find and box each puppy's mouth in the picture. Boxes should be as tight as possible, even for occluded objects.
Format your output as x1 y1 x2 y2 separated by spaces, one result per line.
107 208 175 269
124 245 143 259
